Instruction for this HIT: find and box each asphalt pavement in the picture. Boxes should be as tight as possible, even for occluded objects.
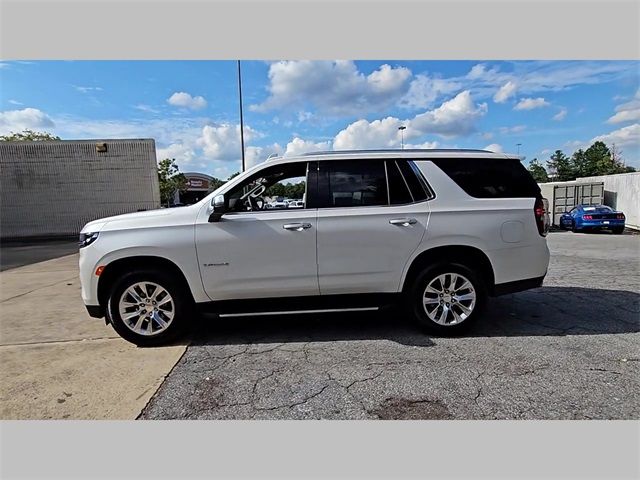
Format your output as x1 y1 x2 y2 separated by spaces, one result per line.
141 231 640 420
0 239 79 271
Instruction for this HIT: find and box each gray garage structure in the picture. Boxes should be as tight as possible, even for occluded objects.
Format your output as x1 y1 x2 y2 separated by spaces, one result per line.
1 139 160 239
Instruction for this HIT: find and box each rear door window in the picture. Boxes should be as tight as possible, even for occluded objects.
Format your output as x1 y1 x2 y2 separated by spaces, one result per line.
386 160 413 205
318 160 388 208
431 158 541 198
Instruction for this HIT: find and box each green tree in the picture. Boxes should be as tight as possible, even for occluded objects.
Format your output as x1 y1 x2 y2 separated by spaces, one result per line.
528 158 549 183
0 129 61 141
227 172 241 181
157 158 188 206
207 177 225 193
547 150 574 181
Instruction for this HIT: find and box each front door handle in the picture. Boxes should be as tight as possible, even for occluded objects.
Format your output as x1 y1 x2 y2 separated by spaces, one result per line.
283 222 312 231
389 218 417 227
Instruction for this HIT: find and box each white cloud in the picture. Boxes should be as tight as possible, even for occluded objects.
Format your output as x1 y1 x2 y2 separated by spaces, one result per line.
333 117 404 150
245 144 284 169
8 100 23 105
134 104 160 114
251 60 411 115
409 91 488 137
399 74 461 110
484 143 503 153
591 123 640 148
197 124 258 161
607 89 640 124
553 108 568 121
167 91 207 110
514 97 550 110
72 85 103 93
333 91 486 149
499 125 526 134
0 108 55 134
156 143 196 165
403 140 439 149
493 81 517 103
284 137 331 156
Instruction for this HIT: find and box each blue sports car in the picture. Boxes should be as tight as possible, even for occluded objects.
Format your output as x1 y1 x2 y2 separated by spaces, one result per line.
559 204 626 234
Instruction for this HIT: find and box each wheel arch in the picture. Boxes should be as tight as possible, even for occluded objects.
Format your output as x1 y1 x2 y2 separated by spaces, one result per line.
97 255 195 312
401 245 496 295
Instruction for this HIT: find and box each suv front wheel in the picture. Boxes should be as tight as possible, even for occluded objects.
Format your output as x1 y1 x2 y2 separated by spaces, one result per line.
106 270 190 347
410 263 486 335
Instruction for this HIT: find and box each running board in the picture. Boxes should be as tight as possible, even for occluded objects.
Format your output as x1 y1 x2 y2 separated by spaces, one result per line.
195 293 400 316
219 306 379 318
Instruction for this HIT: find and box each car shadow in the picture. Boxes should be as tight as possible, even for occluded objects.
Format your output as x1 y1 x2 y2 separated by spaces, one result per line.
183 286 639 348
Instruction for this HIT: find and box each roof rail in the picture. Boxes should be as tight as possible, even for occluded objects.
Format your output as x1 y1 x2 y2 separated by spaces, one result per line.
300 148 491 156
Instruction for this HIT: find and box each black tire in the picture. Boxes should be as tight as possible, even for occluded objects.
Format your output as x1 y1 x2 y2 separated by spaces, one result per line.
409 263 487 336
106 270 191 347
612 226 625 234
571 224 579 233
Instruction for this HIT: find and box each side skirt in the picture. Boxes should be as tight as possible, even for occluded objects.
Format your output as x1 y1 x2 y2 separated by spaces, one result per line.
195 293 402 316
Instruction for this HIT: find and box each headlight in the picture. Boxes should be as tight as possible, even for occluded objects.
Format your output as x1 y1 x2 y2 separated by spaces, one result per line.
79 232 99 248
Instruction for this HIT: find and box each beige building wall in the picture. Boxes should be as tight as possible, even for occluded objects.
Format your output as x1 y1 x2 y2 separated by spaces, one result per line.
1 139 160 239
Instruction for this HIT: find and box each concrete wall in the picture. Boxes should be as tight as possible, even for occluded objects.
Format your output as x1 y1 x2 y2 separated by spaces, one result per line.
1 139 160 239
539 172 640 229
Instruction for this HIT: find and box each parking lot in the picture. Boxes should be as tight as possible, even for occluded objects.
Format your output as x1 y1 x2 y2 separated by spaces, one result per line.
1 231 638 420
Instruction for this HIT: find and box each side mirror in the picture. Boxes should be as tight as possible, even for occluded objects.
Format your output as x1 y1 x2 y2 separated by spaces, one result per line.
208 194 227 222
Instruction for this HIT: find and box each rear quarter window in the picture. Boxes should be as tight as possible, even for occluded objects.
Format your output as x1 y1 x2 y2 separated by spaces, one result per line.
431 158 541 198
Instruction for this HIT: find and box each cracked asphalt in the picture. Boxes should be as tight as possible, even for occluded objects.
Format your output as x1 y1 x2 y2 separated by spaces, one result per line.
141 231 640 420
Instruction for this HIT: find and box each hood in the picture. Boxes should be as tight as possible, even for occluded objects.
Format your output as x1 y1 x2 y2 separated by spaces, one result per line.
81 205 199 233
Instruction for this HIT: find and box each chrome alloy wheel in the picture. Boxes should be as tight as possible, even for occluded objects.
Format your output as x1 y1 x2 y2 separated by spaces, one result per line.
422 273 476 326
118 282 175 336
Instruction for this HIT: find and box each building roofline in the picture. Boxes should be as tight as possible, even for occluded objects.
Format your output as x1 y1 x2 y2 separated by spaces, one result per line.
0 138 155 145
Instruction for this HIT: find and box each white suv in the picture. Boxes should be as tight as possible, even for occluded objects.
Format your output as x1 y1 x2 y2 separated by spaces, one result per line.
79 149 550 346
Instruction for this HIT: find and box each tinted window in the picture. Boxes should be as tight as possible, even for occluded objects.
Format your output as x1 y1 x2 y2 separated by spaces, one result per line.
321 160 387 208
432 158 541 198
398 160 430 201
386 160 413 205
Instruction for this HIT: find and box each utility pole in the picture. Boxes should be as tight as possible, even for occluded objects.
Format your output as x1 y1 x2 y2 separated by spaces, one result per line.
237 60 246 172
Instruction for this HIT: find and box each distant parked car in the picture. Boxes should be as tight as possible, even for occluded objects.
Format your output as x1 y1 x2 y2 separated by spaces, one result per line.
559 205 625 234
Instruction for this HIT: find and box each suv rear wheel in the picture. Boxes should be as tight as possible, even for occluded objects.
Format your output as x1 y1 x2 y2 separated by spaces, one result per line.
106 270 190 346
410 263 486 336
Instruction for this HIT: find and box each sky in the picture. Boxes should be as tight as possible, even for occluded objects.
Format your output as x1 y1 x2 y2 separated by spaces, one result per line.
0 60 638 179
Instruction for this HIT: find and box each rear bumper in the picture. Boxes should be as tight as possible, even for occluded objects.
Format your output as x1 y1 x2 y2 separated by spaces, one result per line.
576 220 625 229
492 275 545 296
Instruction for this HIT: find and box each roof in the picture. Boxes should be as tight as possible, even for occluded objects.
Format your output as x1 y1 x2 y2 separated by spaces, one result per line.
266 148 520 163
300 148 491 156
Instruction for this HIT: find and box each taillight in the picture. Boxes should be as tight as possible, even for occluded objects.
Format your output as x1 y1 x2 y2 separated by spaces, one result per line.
617 213 625 220
534 197 547 237
583 215 593 220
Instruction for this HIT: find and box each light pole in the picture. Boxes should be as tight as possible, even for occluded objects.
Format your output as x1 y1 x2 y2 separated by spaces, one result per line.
398 125 406 150
237 60 246 172
516 143 522 157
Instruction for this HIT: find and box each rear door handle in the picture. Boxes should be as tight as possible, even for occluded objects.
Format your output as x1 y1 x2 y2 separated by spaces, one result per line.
283 223 312 231
389 218 417 227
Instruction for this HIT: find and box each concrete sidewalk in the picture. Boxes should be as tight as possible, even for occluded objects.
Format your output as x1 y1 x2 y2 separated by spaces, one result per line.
0 254 186 419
